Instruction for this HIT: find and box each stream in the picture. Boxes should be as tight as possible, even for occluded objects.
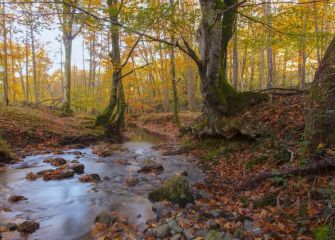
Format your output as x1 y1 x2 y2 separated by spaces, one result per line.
0 128 203 240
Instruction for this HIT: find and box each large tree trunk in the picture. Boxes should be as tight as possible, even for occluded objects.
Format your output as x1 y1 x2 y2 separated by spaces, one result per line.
95 0 125 138
305 37 335 155
197 0 238 134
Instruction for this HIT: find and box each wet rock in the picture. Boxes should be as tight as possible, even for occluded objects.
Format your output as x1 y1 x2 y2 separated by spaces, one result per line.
43 169 75 180
71 160 79 163
138 159 164 174
243 219 261 235
0 223 17 232
79 174 101 182
8 195 27 203
126 176 139 186
148 175 194 207
103 176 110 180
92 145 113 157
205 230 225 240
68 163 85 174
115 159 130 165
36 169 54 176
17 221 39 234
176 171 188 177
25 172 38 181
43 157 66 166
167 219 182 234
95 211 118 226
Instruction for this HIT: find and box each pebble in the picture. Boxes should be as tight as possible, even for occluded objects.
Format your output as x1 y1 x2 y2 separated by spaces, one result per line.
243 219 262 235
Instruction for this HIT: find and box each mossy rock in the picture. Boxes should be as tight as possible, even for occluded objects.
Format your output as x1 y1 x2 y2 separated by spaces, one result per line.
148 175 194 207
0 138 18 163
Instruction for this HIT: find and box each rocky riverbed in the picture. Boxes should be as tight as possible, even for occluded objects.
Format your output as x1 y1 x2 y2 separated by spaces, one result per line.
0 128 207 239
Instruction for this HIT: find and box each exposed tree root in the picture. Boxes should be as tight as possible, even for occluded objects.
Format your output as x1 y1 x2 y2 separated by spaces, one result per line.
241 158 335 190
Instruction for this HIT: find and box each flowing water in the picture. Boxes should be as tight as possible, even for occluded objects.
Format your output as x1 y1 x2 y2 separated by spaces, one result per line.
0 128 203 240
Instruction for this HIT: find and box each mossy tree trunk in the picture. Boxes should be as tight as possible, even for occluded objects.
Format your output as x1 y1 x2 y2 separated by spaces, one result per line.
305 37 335 156
197 0 267 135
95 0 125 138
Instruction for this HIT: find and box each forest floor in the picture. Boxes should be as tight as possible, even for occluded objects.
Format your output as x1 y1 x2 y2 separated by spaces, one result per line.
1 96 335 239
0 104 103 162
135 94 335 239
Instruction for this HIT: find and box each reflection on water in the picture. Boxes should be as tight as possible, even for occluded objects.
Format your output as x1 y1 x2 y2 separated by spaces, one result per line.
0 128 203 240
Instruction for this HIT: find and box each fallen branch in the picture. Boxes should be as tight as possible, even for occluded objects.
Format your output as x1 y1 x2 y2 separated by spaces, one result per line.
241 158 335 190
256 87 307 95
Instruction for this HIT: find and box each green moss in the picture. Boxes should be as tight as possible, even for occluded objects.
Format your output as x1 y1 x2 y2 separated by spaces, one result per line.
226 92 268 116
314 225 334 240
246 155 268 169
148 175 194 207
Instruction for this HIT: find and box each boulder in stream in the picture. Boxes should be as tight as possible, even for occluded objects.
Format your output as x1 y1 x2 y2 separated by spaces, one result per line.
43 157 66 166
68 163 85 174
43 169 75 180
17 221 39 234
148 175 194 207
138 159 164 174
126 176 139 186
79 174 101 183
8 195 27 203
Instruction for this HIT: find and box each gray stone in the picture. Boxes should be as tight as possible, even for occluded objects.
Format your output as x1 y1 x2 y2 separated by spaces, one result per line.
183 228 195 240
138 159 164 174
196 228 208 237
167 219 182 233
154 224 170 238
243 219 261 235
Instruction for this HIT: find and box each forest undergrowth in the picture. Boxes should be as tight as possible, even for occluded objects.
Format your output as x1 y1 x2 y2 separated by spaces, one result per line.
138 94 335 239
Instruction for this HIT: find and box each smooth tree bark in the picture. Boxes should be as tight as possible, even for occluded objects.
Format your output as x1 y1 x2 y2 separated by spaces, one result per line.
55 0 83 114
305 37 335 155
185 57 196 111
259 48 265 89
159 45 169 111
232 28 239 89
28 3 39 105
264 0 274 88
1 0 9 106
170 41 181 128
